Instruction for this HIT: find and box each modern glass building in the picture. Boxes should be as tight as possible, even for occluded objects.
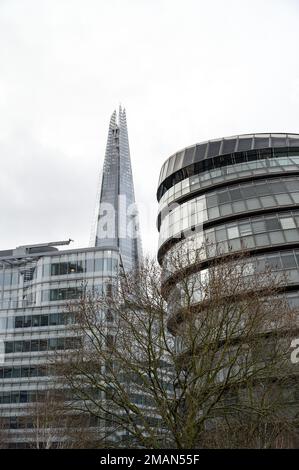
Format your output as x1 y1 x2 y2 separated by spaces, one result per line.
157 132 299 313
94 106 142 272
0 241 119 445
0 108 142 447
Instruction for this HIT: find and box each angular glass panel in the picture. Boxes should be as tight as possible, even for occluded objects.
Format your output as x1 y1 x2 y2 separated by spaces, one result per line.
215 228 227 242
222 139 237 154
207 140 221 158
227 226 239 239
260 196 275 207
239 223 252 236
14 316 23 328
246 198 260 210
255 234 269 246
275 194 292 205
252 220 266 233
241 186 257 198
281 217 296 229
220 204 233 216
266 218 281 231
194 143 207 161
232 201 246 212
32 316 40 327
230 188 242 201
218 191 230 203
254 136 270 149
237 137 252 152
285 230 299 242
281 254 297 268
208 207 220 219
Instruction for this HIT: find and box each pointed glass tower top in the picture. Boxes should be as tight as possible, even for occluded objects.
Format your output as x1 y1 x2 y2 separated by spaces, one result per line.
94 106 142 272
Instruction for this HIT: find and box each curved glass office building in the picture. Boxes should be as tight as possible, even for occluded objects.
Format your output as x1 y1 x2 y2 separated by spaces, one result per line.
157 133 299 311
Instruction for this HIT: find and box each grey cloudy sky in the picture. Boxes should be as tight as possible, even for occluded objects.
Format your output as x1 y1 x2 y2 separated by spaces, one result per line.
0 0 298 256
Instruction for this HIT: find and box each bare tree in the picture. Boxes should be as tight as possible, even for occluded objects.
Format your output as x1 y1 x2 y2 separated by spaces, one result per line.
0 417 9 448
22 389 102 448
50 246 299 448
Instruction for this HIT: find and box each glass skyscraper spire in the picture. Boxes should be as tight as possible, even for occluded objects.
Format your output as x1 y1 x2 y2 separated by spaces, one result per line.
94 106 142 272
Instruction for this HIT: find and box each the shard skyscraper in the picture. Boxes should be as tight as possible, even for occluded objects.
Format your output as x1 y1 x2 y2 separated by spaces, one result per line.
94 106 142 272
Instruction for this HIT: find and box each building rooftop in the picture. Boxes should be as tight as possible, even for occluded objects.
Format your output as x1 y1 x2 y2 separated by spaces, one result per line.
158 133 299 192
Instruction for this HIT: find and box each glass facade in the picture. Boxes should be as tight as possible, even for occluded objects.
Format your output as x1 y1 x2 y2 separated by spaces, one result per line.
0 244 119 443
94 107 142 272
0 107 143 446
157 132 299 312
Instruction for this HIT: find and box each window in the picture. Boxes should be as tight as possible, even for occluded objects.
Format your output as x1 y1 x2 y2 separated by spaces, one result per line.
271 182 285 193
220 204 232 216
31 340 39 352
49 313 59 325
281 254 297 268
246 198 260 210
252 221 266 233
207 194 217 208
40 315 48 326
208 207 220 219
260 196 275 207
4 368 12 379
21 367 30 378
5 342 13 354
281 217 296 230
215 228 226 242
23 341 30 352
39 339 48 351
20 392 28 403
51 263 60 276
23 316 32 328
227 226 239 239
232 201 246 212
275 194 292 205
15 341 25 352
266 256 282 269
12 367 21 378
95 258 104 271
32 316 40 327
239 223 252 236
269 232 285 244
255 233 270 246
15 316 23 328
218 191 230 203
106 309 114 322
241 186 257 198
265 218 280 231
256 184 269 196
229 188 242 201
285 230 299 242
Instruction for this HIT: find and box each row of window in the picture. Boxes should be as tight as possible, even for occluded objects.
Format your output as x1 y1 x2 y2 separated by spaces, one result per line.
163 218 299 279
46 257 118 277
4 336 80 354
159 180 299 246
172 252 299 307
206 177 299 207
0 414 99 430
0 312 72 330
0 254 118 290
42 287 84 302
157 146 299 199
0 390 48 404
0 282 112 311
159 156 299 209
205 211 299 246
0 365 47 379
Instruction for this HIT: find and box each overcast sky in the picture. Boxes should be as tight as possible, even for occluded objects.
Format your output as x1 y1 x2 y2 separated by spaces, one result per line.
0 0 298 256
